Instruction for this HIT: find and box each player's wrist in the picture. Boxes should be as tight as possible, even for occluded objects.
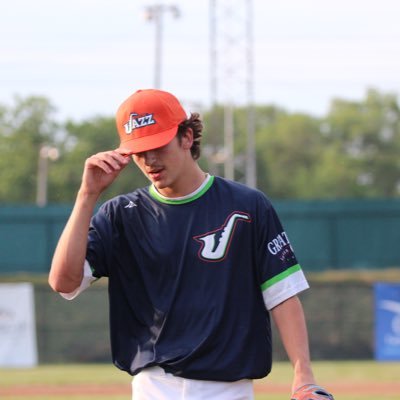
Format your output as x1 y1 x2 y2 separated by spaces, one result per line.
292 365 315 394
76 188 100 205
293 360 314 377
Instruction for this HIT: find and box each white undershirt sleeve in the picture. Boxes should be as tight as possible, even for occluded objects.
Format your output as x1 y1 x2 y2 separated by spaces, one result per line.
60 260 98 300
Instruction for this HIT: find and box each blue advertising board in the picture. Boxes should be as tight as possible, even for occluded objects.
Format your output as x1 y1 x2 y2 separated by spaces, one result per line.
374 282 400 360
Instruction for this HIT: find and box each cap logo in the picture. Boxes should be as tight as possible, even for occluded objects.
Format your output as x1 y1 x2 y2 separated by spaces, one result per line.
124 113 156 134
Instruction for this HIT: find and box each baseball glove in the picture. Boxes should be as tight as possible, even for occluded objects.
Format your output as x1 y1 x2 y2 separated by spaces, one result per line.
291 384 334 400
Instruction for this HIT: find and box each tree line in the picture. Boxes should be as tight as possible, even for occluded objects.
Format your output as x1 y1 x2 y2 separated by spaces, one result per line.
1 88 399 205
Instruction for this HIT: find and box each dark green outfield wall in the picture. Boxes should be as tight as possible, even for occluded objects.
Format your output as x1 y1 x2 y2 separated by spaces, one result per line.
275 199 400 270
35 281 375 364
1 199 400 273
0 205 72 274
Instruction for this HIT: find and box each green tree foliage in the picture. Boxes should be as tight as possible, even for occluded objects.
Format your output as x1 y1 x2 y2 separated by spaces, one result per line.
202 89 400 199
1 89 400 204
256 111 324 198
0 96 59 203
323 89 400 198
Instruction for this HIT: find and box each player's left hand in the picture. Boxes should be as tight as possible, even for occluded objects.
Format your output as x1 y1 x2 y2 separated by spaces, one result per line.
291 384 334 400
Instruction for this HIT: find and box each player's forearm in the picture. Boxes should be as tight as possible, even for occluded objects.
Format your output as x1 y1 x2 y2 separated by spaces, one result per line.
48 190 98 293
271 296 315 392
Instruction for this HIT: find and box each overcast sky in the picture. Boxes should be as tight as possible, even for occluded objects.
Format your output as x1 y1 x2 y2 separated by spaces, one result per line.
1 0 400 121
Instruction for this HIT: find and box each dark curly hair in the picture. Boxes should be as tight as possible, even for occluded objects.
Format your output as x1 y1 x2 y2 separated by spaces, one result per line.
176 112 203 160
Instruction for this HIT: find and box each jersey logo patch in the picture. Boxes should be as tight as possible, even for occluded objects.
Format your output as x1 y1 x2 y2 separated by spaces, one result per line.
193 212 251 262
124 200 137 208
124 113 156 134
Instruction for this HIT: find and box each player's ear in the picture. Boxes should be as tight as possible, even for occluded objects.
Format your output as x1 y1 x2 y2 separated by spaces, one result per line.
181 127 194 150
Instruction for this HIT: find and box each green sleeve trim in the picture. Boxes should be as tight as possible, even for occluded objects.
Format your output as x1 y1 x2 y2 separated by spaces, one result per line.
261 263 302 291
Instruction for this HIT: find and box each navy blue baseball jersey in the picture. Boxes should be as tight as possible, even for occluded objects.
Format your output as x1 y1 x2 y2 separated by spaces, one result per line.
85 175 308 381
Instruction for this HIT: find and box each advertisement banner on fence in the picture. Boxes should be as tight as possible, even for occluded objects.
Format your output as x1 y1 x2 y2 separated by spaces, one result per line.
0 283 38 367
374 282 400 361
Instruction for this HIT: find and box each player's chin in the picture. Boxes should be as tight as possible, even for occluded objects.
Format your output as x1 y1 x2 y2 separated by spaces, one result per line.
151 180 168 191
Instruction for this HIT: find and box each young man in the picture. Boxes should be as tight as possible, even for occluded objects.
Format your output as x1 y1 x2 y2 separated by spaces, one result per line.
49 89 333 400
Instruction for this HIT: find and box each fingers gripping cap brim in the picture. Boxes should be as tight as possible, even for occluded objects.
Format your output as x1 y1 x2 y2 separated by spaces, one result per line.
119 125 179 155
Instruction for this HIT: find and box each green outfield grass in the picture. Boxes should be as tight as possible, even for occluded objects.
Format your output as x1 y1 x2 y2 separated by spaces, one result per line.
1 360 400 399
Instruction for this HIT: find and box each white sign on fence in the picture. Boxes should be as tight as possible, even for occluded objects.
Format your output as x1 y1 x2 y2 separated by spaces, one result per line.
0 283 38 367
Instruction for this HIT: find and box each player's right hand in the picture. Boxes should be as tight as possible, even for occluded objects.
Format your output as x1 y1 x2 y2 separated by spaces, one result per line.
80 148 131 196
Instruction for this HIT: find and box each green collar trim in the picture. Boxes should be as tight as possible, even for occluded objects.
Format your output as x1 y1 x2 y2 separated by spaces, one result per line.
149 175 215 205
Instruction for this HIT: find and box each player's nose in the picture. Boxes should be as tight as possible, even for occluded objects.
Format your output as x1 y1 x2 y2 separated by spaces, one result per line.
143 150 157 165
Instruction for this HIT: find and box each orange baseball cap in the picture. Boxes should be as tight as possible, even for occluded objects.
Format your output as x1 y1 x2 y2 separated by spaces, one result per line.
116 89 187 154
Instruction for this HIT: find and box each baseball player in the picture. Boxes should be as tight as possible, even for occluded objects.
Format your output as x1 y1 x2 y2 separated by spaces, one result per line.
49 89 334 400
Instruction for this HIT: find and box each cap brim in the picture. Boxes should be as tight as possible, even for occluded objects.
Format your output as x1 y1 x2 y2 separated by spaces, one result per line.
119 126 178 155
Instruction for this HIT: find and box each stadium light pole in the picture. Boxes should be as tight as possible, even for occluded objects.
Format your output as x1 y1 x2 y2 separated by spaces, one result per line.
144 4 180 89
36 145 59 207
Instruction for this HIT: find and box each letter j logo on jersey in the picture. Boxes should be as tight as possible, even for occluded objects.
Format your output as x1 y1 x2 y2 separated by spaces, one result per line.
193 212 251 262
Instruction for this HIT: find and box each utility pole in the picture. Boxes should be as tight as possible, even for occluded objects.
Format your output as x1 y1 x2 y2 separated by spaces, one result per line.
245 0 256 188
144 4 180 89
